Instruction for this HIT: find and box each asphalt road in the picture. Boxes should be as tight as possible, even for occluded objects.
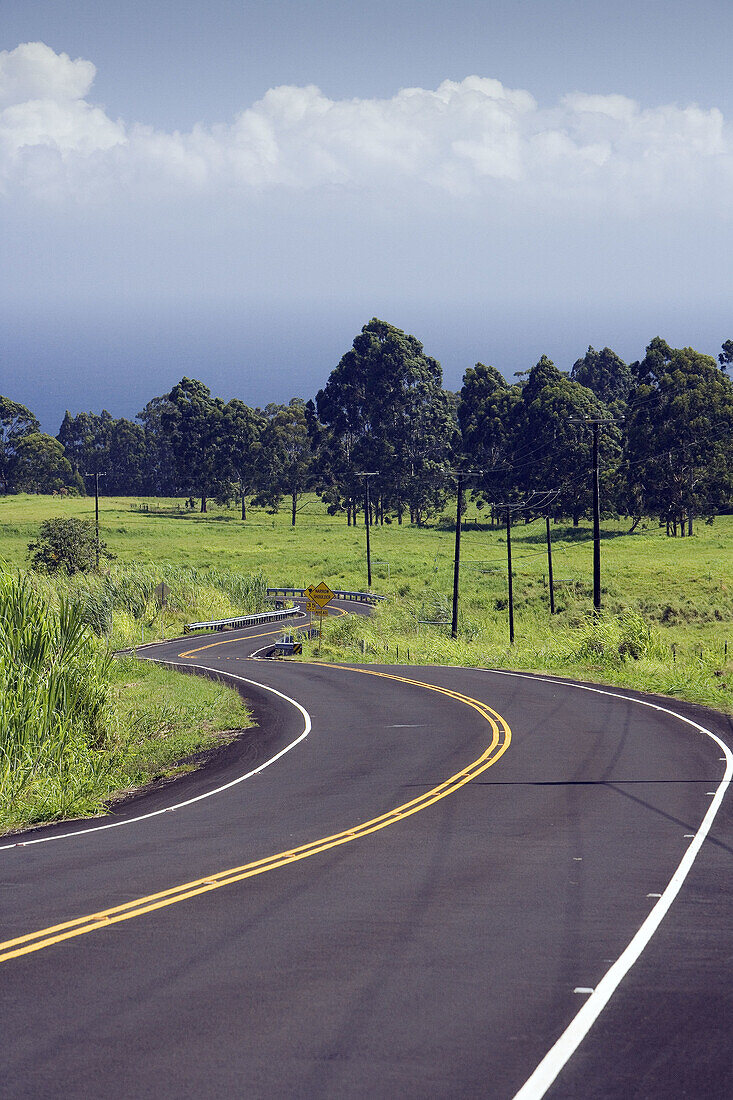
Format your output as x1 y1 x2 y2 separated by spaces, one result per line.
1 600 731 1098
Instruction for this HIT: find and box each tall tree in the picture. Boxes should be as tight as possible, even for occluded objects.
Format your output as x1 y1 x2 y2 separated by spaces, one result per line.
161 378 225 512
220 399 264 519
513 355 619 524
571 346 632 410
317 318 454 524
0 397 40 492
719 340 733 369
136 395 178 495
622 338 733 533
255 399 315 526
57 410 112 486
13 433 74 493
458 363 522 509
106 419 152 496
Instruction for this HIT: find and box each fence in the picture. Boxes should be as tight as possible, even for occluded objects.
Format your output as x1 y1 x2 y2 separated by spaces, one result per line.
266 587 386 605
185 607 300 633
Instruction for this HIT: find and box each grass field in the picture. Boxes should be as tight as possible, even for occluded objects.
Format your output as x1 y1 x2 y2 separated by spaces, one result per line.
2 492 732 714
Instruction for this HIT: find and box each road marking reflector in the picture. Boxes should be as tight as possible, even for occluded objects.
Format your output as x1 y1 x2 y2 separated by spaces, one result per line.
573 988 594 995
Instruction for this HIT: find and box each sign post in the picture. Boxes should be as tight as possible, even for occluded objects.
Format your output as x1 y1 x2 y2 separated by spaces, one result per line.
154 580 171 640
154 581 171 608
305 582 335 652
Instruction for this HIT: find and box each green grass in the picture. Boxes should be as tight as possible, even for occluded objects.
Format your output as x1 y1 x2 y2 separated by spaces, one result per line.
307 598 733 714
0 568 254 834
2 493 731 716
106 657 253 802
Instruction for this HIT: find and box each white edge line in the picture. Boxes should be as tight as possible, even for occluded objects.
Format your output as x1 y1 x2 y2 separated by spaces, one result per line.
0 667 312 852
4 649 729 1089
471 668 733 1100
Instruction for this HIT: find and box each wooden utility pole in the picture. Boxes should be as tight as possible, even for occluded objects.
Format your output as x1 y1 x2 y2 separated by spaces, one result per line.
506 508 514 645
568 418 621 612
451 472 464 639
356 472 377 589
545 515 555 614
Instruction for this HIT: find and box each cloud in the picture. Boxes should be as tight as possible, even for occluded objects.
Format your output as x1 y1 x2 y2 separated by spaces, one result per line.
0 42 124 181
0 41 96 107
1 41 731 207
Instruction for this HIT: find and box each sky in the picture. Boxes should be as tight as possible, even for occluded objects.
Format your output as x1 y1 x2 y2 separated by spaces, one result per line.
1 0 732 431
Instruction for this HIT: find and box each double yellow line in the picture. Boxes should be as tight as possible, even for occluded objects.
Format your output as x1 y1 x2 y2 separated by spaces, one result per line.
0 666 510 965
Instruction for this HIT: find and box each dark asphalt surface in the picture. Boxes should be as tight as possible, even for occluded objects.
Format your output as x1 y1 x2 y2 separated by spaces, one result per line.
1 600 731 1098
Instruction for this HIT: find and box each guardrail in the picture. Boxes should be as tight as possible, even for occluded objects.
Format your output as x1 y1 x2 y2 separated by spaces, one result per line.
185 607 300 633
266 587 386 605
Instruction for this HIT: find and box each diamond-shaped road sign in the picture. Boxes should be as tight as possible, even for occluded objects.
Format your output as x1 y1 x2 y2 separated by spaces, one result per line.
306 582 335 609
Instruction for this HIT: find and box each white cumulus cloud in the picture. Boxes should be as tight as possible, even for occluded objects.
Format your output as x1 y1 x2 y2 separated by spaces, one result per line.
0 42 124 172
0 41 731 208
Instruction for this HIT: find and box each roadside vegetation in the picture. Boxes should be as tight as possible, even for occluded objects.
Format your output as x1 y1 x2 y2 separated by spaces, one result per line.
0 493 731 834
308 581 732 715
2 320 729 831
0 569 255 833
3 492 729 713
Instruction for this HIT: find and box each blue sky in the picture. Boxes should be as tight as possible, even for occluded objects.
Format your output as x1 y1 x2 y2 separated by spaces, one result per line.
1 1 732 430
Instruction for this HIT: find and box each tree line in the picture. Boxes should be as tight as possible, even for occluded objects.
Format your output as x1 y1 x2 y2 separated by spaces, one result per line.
2 320 732 533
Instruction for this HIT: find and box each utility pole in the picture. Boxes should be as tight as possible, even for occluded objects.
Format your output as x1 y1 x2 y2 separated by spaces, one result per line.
545 515 555 614
451 472 464 639
569 418 621 612
506 507 514 645
356 472 377 588
591 422 601 611
84 470 106 569
94 471 101 569
492 490 558 644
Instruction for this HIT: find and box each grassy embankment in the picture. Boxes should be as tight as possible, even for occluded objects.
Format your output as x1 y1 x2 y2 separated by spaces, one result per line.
0 559 265 832
2 493 732 721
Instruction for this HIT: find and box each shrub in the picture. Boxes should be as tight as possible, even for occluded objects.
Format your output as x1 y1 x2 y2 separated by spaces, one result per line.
27 517 112 574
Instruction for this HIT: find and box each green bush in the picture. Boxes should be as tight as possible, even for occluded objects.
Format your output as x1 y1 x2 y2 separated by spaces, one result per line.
27 517 111 574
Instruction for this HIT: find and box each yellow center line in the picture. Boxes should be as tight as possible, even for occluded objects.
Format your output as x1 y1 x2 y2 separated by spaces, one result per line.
0 664 510 965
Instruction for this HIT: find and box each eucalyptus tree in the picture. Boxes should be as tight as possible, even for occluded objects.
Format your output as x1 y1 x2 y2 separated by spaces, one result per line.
317 318 454 524
0 396 40 492
622 338 733 533
220 399 264 519
13 434 74 493
512 355 619 524
161 378 226 512
136 395 178 495
106 419 151 495
571 345 632 411
458 362 522 514
57 410 112 480
254 399 316 526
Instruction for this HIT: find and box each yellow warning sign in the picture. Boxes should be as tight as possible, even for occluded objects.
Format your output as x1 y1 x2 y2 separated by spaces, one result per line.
306 599 335 615
305 582 335 609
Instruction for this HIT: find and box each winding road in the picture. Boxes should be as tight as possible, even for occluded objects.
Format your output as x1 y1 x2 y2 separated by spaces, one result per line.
1 599 731 1098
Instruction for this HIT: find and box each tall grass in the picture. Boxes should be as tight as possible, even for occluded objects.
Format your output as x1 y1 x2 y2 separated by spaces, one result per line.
30 564 268 648
0 569 256 832
310 597 733 714
0 572 114 827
